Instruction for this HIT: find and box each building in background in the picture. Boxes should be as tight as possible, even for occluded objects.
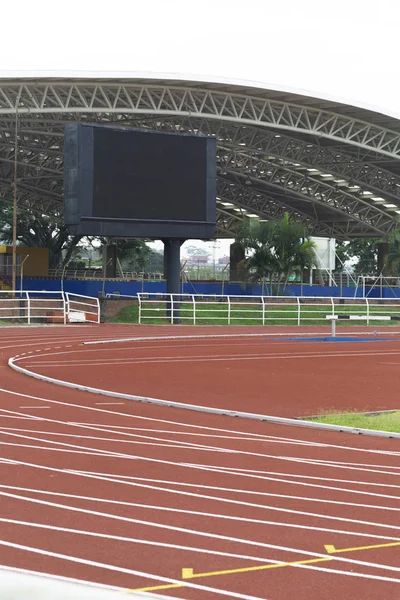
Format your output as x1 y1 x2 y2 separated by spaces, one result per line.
0 247 49 279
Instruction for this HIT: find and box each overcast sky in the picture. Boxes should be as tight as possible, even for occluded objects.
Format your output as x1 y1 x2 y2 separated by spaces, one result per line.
2 0 399 117
2 0 399 256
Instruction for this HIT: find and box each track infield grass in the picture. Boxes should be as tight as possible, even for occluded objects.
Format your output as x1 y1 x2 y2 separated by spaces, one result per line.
111 301 400 327
303 411 400 433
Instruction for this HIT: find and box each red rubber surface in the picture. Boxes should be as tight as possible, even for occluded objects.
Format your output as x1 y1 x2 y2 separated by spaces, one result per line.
0 324 399 600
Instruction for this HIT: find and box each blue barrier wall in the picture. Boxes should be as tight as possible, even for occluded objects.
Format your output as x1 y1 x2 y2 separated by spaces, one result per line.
21 277 390 298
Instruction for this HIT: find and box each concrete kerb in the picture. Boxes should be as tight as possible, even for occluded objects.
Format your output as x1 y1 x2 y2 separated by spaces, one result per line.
0 566 181 600
7 332 400 440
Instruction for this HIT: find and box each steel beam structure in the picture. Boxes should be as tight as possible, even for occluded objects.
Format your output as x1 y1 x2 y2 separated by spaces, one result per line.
1 76 400 239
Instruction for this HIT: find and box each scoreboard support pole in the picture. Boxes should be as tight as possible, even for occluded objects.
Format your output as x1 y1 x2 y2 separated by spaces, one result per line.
163 238 185 324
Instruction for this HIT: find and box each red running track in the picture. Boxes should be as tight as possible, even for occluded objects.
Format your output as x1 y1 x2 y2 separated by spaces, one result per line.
0 323 399 600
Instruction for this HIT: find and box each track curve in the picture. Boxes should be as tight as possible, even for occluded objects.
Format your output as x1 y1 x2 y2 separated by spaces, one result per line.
0 324 399 600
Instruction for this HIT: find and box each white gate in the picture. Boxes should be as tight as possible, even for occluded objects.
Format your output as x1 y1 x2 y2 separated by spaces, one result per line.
0 291 100 325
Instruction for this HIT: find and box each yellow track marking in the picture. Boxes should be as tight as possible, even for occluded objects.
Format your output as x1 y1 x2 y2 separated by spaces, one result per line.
182 568 194 578
325 541 400 555
180 556 333 580
124 582 183 593
126 556 333 593
125 539 400 593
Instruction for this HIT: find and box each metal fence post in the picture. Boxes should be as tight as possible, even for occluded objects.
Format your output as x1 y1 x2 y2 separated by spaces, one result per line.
137 293 142 324
261 296 265 325
297 297 301 326
192 295 196 325
330 296 335 321
63 292 68 325
26 292 31 325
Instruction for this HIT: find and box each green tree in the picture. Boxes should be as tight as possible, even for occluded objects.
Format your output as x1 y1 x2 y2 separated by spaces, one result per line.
335 239 381 274
236 214 317 295
385 229 400 275
115 239 164 273
0 201 82 268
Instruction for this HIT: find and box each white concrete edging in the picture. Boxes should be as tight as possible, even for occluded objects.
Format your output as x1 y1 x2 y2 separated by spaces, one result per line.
8 349 400 440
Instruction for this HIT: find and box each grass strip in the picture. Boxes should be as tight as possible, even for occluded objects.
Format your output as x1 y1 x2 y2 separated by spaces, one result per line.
303 411 400 433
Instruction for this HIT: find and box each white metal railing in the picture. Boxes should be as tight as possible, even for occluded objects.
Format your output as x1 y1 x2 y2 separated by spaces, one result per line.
65 292 100 324
48 268 164 281
136 293 400 325
0 291 100 325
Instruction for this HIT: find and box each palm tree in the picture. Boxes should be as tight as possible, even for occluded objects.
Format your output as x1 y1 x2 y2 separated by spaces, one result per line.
385 229 400 275
236 213 318 295
236 219 276 295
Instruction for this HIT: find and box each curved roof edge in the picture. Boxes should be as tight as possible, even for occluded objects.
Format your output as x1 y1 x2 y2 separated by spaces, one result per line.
1 69 400 123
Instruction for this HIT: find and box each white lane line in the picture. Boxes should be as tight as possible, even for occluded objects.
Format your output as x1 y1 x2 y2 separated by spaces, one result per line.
21 347 400 368
82 331 400 346
2 456 399 536
2 420 399 491
1 418 400 507
0 386 398 458
2 427 400 501
17 339 295 363
0 425 238 454
201 467 400 490
2 485 399 543
0 516 294 564
64 424 323 446
0 539 265 600
95 403 125 406
3 408 397 473
19 406 50 409
3 420 400 497
1 490 400 579
282 456 400 475
0 334 105 351
65 468 400 521
4 448 399 520
0 438 211 456
181 463 400 500
381 362 400 365
11 352 400 446
18 344 400 366
0 416 38 420
0 426 236 453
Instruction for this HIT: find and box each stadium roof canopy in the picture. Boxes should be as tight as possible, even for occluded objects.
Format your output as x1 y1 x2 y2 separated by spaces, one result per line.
1 73 400 240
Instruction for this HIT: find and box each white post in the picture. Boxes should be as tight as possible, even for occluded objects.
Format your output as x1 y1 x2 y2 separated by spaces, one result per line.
170 294 174 324
26 292 31 325
297 297 301 326
192 295 196 325
261 296 265 325
63 292 68 325
330 296 335 322
138 294 142 324
331 317 336 338
227 295 231 325
96 297 100 324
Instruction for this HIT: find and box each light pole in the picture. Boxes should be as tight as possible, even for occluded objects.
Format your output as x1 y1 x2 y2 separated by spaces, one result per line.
11 96 20 296
20 254 29 294
61 261 70 293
